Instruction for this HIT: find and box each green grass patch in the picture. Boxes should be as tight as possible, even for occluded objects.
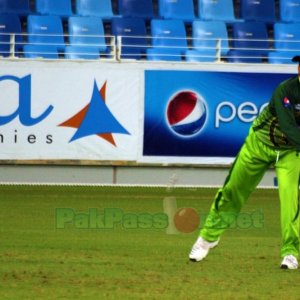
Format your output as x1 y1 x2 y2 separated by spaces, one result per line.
0 185 299 299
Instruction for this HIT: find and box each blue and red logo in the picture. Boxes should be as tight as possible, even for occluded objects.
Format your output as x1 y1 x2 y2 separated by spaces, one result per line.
166 91 207 137
59 80 130 146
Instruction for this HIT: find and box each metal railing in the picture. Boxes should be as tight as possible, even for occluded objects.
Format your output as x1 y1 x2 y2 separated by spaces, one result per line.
1 32 300 64
0 32 117 60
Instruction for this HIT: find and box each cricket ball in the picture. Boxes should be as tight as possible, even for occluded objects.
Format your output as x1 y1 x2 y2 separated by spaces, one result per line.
173 207 200 233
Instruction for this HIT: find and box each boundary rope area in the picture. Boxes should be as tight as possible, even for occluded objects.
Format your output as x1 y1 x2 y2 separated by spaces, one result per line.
0 182 277 189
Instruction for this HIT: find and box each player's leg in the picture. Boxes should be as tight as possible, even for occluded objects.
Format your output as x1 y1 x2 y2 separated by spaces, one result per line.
276 150 300 263
200 130 271 242
189 130 271 261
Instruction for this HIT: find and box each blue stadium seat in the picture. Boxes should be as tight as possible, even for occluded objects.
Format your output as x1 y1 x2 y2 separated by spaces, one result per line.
23 44 59 59
279 0 300 23
76 0 114 19
273 23 300 51
186 20 229 62
111 17 147 59
35 0 73 18
0 14 22 57
227 22 269 63
0 0 30 16
64 45 100 59
27 15 65 51
158 0 195 22
198 0 237 22
68 16 107 53
118 0 154 19
240 0 275 23
147 19 187 61
269 23 300 62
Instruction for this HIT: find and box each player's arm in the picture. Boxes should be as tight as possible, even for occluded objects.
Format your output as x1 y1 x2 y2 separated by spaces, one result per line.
273 86 300 151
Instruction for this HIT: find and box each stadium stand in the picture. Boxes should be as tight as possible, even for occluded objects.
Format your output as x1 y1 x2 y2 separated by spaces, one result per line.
185 20 229 62
158 0 195 22
198 0 237 23
111 17 147 59
68 16 107 56
0 0 31 16
118 0 154 19
240 0 276 23
279 0 300 23
147 19 187 61
26 15 65 52
35 0 73 18
268 22 300 63
23 44 59 58
0 14 23 57
75 0 114 20
227 22 269 63
0 0 297 63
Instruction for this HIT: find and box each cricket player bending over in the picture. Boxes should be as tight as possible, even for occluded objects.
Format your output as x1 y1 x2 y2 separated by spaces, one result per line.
189 56 300 269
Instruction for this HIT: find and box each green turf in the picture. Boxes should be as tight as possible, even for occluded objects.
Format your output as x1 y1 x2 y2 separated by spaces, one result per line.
1 185 300 299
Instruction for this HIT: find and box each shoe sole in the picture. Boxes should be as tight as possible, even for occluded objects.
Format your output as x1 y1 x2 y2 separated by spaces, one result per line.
280 264 298 270
189 243 219 262
189 258 201 262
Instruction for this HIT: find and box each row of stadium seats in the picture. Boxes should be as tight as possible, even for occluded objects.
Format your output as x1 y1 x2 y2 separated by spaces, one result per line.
1 13 299 63
146 19 300 64
1 0 300 23
0 14 110 59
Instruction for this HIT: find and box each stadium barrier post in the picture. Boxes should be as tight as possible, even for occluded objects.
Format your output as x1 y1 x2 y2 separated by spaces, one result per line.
9 34 15 59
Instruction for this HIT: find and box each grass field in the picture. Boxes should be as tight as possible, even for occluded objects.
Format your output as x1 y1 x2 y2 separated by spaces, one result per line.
1 185 300 299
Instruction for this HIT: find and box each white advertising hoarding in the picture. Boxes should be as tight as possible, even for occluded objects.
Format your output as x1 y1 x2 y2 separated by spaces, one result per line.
0 60 296 165
0 61 139 160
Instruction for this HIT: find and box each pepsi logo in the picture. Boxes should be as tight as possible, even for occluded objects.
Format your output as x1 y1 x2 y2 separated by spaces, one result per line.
166 91 207 137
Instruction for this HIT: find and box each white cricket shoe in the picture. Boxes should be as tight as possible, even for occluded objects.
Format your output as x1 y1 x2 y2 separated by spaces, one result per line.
189 236 219 262
280 255 298 269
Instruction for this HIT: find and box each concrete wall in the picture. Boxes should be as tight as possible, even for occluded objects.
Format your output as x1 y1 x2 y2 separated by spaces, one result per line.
0 165 277 188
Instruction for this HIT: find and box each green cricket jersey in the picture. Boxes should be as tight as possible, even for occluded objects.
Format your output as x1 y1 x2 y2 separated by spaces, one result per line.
253 76 300 151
